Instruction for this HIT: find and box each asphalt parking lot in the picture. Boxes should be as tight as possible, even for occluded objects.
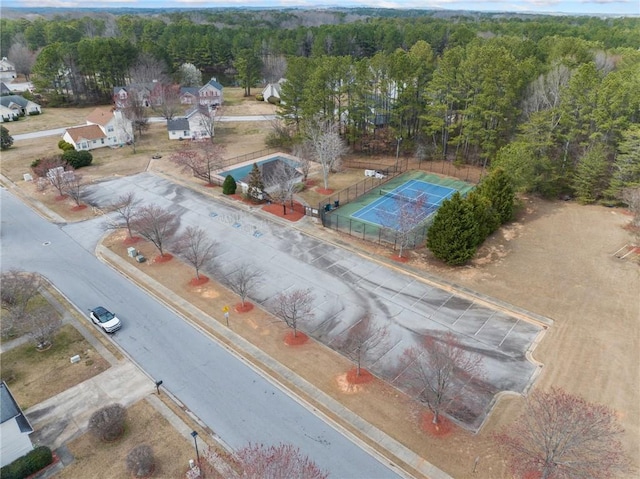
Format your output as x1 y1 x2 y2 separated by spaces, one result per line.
82 172 547 430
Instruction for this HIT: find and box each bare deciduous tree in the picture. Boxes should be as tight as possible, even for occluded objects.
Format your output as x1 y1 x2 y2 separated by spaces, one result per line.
126 444 155 478
225 263 264 308
88 403 127 442
401 332 485 425
106 192 140 240
8 38 36 81
377 194 429 258
23 305 62 350
273 288 314 338
339 313 389 377
292 142 312 182
494 388 631 479
132 204 180 259
63 173 85 207
122 89 149 153
264 160 301 215
621 186 640 228
305 117 347 190
128 52 169 84
170 141 225 186
233 443 328 479
158 83 182 120
0 270 42 339
175 226 217 280
46 165 75 197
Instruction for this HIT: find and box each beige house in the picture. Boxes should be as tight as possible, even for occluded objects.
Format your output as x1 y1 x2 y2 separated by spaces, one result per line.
62 107 132 150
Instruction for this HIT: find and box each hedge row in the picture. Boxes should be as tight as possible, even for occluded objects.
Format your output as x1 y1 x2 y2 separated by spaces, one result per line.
0 446 53 479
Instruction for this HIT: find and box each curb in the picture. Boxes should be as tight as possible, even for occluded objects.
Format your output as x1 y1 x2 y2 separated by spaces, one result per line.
96 244 451 479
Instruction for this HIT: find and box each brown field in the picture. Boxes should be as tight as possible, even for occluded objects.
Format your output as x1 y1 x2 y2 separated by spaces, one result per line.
56 399 197 479
1 92 638 478
0 324 110 410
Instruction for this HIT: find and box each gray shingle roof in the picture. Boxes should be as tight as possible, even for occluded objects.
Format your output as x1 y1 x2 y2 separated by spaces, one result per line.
1 382 33 433
167 117 190 131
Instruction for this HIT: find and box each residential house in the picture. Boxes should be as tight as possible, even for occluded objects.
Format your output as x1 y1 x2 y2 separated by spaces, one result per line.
0 57 16 81
62 107 133 150
167 117 191 140
1 82 12 95
113 81 164 109
0 382 34 467
62 124 109 151
167 105 213 141
179 87 199 106
0 105 20 123
86 107 131 146
197 78 223 107
261 79 284 103
0 95 41 116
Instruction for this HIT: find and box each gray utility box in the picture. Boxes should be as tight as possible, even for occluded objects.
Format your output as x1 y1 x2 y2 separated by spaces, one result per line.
135 254 146 263
127 247 137 258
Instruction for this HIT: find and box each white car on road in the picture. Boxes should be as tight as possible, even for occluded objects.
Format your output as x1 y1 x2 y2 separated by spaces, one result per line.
89 306 122 333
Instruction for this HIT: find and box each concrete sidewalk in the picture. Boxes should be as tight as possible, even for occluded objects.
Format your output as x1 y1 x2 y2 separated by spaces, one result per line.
25 361 152 450
98 245 451 479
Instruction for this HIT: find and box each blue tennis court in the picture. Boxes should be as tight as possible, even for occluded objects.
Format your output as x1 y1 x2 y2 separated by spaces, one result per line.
351 179 456 229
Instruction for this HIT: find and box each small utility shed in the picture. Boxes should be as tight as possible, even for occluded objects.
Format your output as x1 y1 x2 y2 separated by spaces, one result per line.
0 381 34 467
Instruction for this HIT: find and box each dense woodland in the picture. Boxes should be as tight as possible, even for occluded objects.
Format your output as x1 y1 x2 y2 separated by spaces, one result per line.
2 9 639 204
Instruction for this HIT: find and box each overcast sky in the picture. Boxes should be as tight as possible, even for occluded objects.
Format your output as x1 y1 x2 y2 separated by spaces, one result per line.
3 0 637 16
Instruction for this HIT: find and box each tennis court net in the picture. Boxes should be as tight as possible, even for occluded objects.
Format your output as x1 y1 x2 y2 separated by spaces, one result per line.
380 189 427 204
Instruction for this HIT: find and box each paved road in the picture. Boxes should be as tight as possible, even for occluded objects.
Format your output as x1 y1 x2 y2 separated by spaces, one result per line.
0 188 403 479
12 115 277 141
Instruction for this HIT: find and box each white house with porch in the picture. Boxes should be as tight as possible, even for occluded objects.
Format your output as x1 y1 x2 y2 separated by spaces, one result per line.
0 382 34 467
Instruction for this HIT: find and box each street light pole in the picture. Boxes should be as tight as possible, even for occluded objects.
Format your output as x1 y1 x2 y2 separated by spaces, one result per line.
191 430 203 477
395 136 402 172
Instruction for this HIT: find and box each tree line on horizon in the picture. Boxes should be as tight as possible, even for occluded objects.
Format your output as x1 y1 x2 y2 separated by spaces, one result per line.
1 11 639 206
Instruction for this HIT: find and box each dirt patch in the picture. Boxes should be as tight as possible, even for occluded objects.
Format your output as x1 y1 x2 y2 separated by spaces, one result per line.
55 399 196 479
0 324 110 409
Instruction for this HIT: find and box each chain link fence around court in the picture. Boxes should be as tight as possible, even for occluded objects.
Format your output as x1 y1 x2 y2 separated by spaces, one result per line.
322 212 431 250
319 166 474 250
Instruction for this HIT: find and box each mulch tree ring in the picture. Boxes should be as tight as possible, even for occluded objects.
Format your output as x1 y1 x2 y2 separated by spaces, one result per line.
234 302 254 313
54 195 68 201
315 188 334 195
420 411 453 437
261 202 305 222
390 254 409 263
153 253 173 264
123 236 142 245
345 367 374 385
284 331 308 346
189 275 209 286
522 471 542 479
304 179 317 187
71 204 88 211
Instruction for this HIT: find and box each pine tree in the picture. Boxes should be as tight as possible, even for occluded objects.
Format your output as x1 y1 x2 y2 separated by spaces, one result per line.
246 163 264 201
222 174 237 195
466 191 500 244
427 192 480 265
571 143 610 204
1 126 14 150
607 126 640 198
477 167 516 223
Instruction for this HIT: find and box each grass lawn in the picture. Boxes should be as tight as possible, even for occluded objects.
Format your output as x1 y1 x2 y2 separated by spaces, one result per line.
56 399 198 479
0 324 110 410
